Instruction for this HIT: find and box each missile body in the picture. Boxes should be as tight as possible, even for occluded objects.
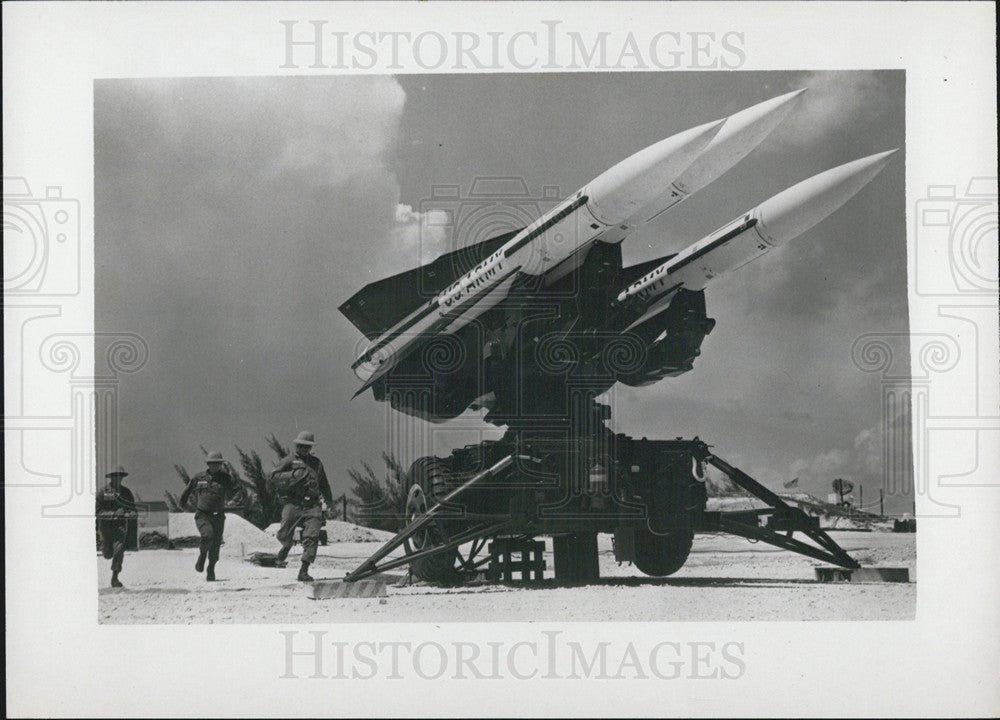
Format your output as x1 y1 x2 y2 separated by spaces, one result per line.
352 117 727 385
618 150 897 327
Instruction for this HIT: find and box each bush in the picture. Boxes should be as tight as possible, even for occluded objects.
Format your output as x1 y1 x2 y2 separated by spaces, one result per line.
139 530 169 549
167 436 290 530
349 453 407 533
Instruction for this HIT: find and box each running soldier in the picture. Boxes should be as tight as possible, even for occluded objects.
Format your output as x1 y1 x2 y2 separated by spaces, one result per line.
179 451 235 581
96 466 138 588
271 431 333 582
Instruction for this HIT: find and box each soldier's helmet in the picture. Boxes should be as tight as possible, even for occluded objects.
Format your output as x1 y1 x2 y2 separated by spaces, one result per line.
293 431 316 446
205 451 225 463
105 466 129 478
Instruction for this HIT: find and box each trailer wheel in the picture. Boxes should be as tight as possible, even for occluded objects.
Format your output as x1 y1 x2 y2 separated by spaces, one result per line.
404 458 461 584
633 530 694 577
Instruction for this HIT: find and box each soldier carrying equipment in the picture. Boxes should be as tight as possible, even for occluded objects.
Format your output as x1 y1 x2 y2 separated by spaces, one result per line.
96 466 137 588
271 431 334 582
179 451 235 581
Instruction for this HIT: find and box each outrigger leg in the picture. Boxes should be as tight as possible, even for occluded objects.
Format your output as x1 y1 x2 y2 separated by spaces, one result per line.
344 455 522 583
697 446 861 570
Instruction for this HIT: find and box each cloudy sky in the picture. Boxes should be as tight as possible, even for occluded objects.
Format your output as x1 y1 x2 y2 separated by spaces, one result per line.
95 71 910 513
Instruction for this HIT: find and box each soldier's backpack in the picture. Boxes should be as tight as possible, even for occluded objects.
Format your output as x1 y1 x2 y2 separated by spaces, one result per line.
271 460 319 505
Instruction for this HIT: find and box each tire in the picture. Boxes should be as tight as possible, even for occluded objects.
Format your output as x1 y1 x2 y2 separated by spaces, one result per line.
633 529 694 577
423 459 455 511
404 458 461 584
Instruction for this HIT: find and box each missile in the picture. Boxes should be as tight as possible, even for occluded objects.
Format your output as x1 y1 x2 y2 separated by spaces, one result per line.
351 116 728 389
584 118 727 225
640 88 807 224
540 89 805 286
618 149 897 325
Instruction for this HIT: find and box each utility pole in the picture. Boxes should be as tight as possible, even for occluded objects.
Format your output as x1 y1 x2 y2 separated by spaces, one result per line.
332 493 348 521
860 485 863 514
880 488 884 518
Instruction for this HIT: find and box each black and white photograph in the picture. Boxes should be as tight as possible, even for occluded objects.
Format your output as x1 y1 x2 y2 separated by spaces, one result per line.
92 71 913 622
4 2 998 717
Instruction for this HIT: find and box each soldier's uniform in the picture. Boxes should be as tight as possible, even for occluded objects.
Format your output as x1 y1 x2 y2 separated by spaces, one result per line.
272 432 333 581
179 452 234 581
95 466 137 588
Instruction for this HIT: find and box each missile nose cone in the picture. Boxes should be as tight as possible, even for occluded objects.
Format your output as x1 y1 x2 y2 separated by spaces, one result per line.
586 117 726 225
866 148 899 165
755 149 898 246
673 88 808 195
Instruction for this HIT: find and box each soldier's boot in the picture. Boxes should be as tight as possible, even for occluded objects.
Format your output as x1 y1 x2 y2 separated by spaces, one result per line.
206 562 216 581
195 551 207 573
110 572 123 588
297 561 314 582
276 544 290 563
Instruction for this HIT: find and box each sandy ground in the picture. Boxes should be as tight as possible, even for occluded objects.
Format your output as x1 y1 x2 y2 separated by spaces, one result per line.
97 531 915 624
